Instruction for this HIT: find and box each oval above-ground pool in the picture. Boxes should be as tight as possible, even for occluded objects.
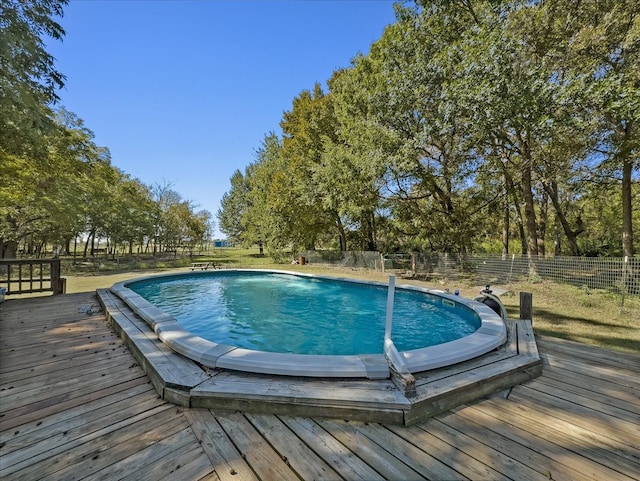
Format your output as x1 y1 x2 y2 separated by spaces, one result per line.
110 269 507 379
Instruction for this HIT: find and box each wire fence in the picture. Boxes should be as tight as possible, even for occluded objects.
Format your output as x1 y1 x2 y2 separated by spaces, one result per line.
301 250 640 301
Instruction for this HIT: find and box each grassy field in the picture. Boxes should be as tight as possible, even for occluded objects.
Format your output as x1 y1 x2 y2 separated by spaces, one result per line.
44 248 640 356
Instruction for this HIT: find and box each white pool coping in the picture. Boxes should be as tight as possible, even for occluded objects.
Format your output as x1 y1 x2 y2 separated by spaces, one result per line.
111 269 507 379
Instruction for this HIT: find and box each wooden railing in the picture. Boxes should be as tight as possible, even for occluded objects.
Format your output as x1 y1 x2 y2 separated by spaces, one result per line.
0 259 66 295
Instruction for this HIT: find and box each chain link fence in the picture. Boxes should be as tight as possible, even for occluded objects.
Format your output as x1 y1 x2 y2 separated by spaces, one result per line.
301 250 640 301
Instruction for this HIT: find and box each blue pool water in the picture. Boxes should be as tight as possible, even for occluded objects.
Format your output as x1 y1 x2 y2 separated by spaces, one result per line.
128 271 481 356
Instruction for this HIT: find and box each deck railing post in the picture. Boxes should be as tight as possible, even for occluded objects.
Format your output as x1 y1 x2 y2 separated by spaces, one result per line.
519 292 533 324
51 259 61 295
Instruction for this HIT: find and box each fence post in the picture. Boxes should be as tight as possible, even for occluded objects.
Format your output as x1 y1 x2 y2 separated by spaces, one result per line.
519 292 533 323
621 256 628 308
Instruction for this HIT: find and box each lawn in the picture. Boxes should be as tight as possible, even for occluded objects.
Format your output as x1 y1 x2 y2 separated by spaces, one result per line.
59 247 640 356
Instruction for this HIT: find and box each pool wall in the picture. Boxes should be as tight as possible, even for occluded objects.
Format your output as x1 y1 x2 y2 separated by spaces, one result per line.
110 269 507 379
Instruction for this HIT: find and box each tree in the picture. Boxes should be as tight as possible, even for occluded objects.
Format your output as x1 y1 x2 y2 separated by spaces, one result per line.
0 0 68 258
0 109 107 258
509 0 639 256
217 169 250 245
104 176 155 256
218 137 283 255
0 0 67 158
560 0 639 257
243 134 307 255
280 85 346 250
332 3 490 253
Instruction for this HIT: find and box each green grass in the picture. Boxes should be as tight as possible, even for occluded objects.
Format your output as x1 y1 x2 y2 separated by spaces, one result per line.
480 282 639 355
39 247 640 356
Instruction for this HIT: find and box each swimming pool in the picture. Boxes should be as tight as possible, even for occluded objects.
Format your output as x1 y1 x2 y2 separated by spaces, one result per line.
111 269 507 378
127 271 480 355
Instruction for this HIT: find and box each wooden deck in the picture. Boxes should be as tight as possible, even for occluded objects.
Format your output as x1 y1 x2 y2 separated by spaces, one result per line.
1 293 639 480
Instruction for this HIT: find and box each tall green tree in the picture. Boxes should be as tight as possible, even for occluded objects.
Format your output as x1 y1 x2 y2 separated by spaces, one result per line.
104 176 155 256
1 0 68 258
244 133 314 254
218 136 286 255
280 85 345 250
217 0 638 258
333 3 491 253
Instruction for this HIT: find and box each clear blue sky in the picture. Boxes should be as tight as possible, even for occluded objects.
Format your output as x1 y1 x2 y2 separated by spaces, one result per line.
47 0 398 238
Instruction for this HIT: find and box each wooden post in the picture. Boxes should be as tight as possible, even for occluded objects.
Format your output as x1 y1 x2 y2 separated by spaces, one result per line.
519 292 533 323
390 366 416 398
51 259 61 295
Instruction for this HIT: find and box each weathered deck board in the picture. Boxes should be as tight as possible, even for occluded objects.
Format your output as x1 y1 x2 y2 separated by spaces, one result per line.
468 397 640 481
2 292 639 481
388 421 508 480
216 412 302 481
451 403 611 481
245 413 343 480
279 416 388 481
535 334 640 369
541 349 640 390
314 418 432 480
183 408 258 481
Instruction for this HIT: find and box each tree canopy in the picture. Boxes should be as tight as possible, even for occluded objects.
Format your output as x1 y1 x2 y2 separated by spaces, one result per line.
218 0 639 257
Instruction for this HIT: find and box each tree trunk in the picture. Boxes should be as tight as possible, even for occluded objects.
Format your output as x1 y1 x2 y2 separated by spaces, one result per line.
83 228 94 258
517 129 539 259
521 162 539 258
512 195 527 255
502 162 526 255
362 209 376 251
537 190 548 257
1 240 18 259
335 215 347 251
502 192 510 258
544 180 583 256
554 216 562 256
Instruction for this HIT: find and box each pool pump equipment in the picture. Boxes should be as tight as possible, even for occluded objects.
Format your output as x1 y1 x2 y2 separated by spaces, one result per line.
474 285 508 322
